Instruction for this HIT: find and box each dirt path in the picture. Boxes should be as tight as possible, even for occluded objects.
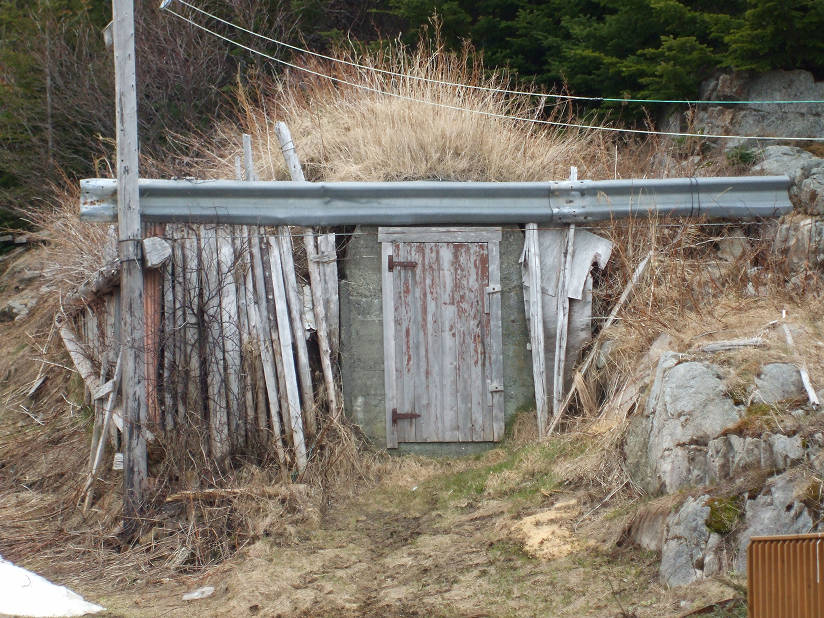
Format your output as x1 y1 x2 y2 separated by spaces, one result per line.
91 450 742 617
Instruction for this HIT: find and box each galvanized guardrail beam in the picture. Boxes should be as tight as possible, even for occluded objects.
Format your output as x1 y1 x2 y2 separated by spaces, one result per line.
80 176 791 225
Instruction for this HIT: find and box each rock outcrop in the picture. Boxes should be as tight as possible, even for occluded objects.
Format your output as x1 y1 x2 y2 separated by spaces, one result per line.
622 342 819 587
625 355 743 496
656 471 816 587
662 70 824 150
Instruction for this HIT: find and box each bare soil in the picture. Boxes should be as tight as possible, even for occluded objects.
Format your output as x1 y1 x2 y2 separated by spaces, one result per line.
82 451 743 617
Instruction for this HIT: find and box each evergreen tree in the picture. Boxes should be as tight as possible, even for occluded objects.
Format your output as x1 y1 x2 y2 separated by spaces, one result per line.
726 0 824 75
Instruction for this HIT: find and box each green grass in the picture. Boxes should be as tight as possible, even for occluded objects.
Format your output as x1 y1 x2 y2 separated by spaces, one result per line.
421 440 578 509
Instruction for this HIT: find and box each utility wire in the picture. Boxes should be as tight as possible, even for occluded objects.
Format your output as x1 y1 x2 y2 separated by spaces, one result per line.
162 7 824 142
165 0 824 107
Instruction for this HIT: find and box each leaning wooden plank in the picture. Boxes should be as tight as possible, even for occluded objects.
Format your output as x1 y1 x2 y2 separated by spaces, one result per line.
304 231 339 417
241 133 315 434
248 227 288 466
59 322 156 441
242 229 268 437
217 225 245 451
522 224 548 436
109 289 122 449
557 250 653 419
162 226 176 430
200 225 231 462
82 348 123 512
267 234 307 472
58 320 100 391
181 232 203 425
171 227 186 423
273 122 339 418
84 347 108 509
317 232 340 357
278 225 316 433
547 225 575 435
259 237 291 444
233 227 257 448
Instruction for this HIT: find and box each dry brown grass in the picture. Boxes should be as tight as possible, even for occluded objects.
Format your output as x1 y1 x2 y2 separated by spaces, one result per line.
16 181 110 309
171 36 668 184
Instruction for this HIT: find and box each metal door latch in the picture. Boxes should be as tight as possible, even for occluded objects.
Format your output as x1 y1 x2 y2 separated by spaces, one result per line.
387 256 418 272
392 408 421 424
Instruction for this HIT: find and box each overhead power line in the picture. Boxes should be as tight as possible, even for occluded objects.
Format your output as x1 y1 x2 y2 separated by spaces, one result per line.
161 6 824 142
165 0 824 107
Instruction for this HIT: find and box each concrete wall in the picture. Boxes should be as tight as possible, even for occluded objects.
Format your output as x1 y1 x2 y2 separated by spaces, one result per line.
340 226 533 450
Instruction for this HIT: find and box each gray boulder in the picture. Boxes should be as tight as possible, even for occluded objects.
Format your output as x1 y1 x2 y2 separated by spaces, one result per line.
754 363 806 403
702 532 731 578
768 433 804 469
799 167 824 216
774 216 824 269
660 496 711 587
634 357 743 495
753 145 823 183
736 472 814 572
754 146 824 215
0 293 38 322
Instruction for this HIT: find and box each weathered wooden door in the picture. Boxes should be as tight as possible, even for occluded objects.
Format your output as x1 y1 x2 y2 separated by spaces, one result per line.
379 228 503 447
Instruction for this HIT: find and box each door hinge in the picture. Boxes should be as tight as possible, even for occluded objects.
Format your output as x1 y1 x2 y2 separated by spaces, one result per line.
392 408 421 424
387 255 418 272
484 284 501 313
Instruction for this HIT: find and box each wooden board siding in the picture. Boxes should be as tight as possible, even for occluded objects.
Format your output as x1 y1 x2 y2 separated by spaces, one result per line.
381 228 503 445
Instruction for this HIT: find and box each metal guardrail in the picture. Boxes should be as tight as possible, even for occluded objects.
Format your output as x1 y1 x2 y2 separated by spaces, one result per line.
80 175 792 225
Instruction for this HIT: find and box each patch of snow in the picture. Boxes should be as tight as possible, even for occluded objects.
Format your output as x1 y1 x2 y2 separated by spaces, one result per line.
0 555 104 617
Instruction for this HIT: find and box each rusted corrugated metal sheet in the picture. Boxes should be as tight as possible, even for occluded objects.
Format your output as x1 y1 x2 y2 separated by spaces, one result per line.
748 533 824 617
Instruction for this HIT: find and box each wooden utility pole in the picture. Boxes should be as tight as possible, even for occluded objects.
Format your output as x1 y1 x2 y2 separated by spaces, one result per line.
112 0 147 533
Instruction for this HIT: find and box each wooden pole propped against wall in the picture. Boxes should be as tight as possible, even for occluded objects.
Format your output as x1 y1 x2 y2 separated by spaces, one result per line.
112 0 147 533
522 224 547 435
273 122 340 419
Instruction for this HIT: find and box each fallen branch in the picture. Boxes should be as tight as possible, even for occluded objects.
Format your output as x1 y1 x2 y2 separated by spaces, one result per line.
573 480 628 530
58 320 154 442
165 485 304 503
0 247 26 263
